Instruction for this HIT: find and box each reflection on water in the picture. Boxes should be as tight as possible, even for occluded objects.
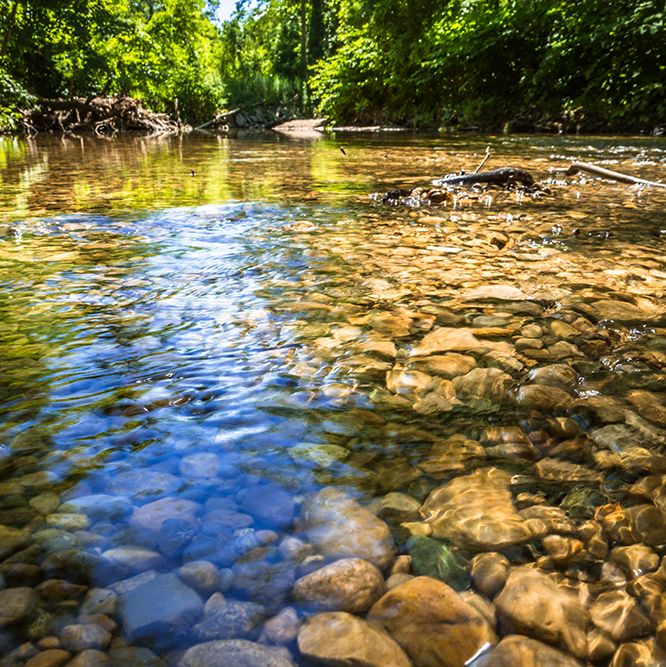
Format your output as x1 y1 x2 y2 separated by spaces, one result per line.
0 132 665 666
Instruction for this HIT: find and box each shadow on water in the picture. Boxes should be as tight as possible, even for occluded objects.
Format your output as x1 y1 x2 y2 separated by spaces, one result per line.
0 132 665 665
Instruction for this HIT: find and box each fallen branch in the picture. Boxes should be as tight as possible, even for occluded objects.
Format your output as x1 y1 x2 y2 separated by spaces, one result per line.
433 167 535 188
474 146 491 174
195 108 240 131
553 162 666 189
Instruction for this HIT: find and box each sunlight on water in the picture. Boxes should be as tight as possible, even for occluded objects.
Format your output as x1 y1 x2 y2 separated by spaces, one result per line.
0 131 665 666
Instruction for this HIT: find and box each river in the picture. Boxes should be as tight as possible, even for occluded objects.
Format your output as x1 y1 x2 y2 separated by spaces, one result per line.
0 132 665 667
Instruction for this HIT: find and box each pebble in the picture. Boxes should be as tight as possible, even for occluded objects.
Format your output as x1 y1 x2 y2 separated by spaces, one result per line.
24 650 71 667
60 624 112 652
258 606 300 646
177 561 220 596
0 586 39 624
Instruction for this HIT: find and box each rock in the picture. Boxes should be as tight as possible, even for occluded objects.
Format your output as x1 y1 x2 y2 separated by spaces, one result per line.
60 624 111 652
258 607 300 646
452 368 516 405
177 561 220 597
298 612 411 667
407 537 470 591
178 640 296 667
420 468 531 551
608 638 666 666
118 573 203 642
80 589 118 616
472 635 584 667
518 505 576 535
368 576 496 667
495 566 589 659
45 514 91 531
107 647 165 667
129 498 201 533
292 558 384 613
238 486 295 529
192 601 266 642
105 471 182 499
467 553 510 599
179 453 220 478
369 493 421 524
386 369 434 398
516 385 574 412
410 327 514 357
24 650 71 667
301 488 396 571
101 547 163 574
598 504 666 545
590 300 648 323
57 496 132 523
407 354 476 379
0 525 29 560
589 590 651 642
419 436 485 478
230 560 294 613
65 649 110 667
587 627 617 662
532 458 603 485
0 586 39 624
36 580 87 601
609 545 659 580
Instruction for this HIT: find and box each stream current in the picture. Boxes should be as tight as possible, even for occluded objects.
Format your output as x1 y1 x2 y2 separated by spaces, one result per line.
0 132 666 667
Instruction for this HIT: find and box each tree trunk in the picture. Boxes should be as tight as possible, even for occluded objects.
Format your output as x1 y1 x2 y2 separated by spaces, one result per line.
0 0 19 59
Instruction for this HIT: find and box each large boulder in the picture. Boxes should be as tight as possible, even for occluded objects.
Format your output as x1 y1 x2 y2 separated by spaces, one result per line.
368 576 497 667
473 635 585 667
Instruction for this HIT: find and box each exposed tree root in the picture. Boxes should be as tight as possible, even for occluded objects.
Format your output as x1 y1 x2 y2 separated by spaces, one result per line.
22 97 181 136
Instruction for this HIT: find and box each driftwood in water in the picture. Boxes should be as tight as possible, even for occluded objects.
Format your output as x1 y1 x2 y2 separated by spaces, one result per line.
23 97 180 135
433 167 535 188
554 162 666 189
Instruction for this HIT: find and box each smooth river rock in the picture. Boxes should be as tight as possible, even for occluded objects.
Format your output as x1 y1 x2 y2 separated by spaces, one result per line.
118 572 203 642
301 488 396 571
472 635 585 667
292 557 385 613
495 566 589 659
178 639 296 667
419 468 531 551
368 576 497 667
298 611 412 667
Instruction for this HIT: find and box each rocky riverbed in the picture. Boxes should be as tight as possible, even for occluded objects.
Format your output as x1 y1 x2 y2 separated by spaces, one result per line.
1 133 666 667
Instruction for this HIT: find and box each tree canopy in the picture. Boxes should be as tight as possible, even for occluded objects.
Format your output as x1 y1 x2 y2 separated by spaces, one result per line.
0 0 664 131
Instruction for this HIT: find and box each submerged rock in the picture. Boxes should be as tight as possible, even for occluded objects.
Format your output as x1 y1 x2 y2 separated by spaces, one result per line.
301 488 396 571
420 468 531 551
368 576 497 667
298 612 412 667
178 640 296 667
292 557 385 613
472 635 585 667
495 567 589 659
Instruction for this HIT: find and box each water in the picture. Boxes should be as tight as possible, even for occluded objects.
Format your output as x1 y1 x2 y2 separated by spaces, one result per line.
1 132 666 666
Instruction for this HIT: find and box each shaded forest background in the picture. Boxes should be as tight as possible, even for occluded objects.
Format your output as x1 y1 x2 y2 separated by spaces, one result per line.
0 0 664 133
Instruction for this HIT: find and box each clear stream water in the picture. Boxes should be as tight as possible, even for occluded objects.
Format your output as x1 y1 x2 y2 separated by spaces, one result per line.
0 131 666 666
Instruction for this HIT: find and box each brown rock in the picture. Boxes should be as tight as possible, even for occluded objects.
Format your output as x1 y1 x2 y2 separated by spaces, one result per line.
495 566 589 659
608 638 666 667
298 612 411 667
609 544 660 579
368 576 497 667
258 607 300 646
292 558 385 613
410 327 514 357
589 590 651 642
302 488 396 571
468 553 510 599
420 468 531 551
24 650 71 667
65 650 110 667
60 624 112 652
0 586 39 623
407 354 476 379
517 385 574 412
419 436 485 478
473 635 584 667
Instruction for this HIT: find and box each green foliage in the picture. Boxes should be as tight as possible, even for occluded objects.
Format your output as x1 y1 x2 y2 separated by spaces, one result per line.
0 66 35 131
